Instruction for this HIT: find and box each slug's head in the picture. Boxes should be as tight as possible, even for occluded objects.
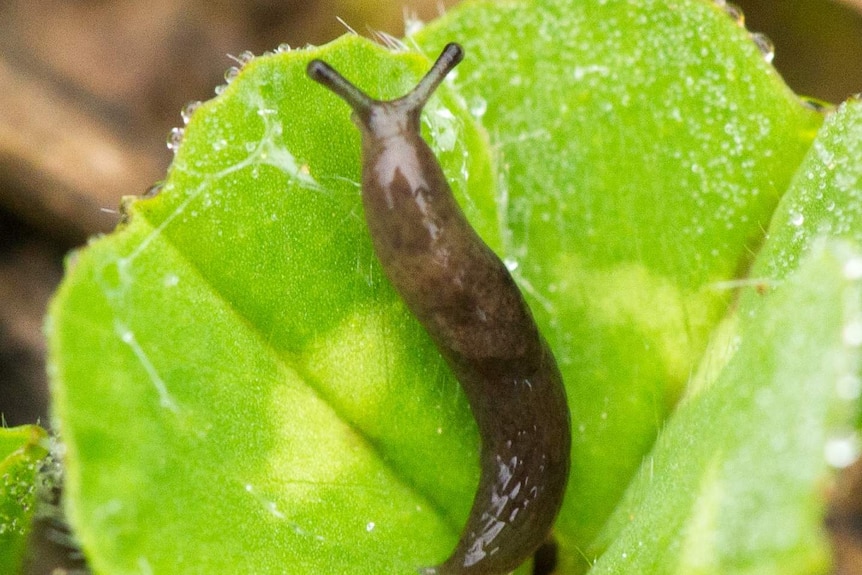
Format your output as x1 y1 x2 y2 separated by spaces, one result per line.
306 43 463 140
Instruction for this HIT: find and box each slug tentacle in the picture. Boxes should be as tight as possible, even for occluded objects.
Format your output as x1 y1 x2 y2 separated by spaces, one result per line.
307 44 571 575
398 43 464 113
306 59 376 118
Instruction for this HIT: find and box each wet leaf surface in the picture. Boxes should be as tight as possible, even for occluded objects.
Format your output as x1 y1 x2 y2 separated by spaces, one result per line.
46 1 862 574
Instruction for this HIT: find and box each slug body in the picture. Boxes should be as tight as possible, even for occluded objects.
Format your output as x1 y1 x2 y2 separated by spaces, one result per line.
307 44 571 575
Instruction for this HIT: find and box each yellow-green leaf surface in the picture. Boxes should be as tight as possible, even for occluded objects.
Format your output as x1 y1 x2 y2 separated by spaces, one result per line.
589 240 861 575
47 0 839 573
414 0 821 565
0 425 48 573
50 39 489 575
589 99 862 574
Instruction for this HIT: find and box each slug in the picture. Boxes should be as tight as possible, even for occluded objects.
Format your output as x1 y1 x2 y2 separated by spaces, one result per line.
307 44 571 575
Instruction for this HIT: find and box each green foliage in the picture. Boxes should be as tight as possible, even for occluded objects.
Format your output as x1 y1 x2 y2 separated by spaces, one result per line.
44 0 861 573
0 425 48 573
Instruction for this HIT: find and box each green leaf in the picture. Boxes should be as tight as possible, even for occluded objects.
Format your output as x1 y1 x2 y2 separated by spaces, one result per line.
414 0 822 564
49 37 491 575
588 239 861 574
46 0 836 573
0 424 49 573
588 99 862 574
751 98 862 282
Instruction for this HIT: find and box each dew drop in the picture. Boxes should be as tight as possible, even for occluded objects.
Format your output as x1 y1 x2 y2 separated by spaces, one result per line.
366 521 376 532
722 2 745 25
215 84 227 96
166 127 184 153
789 211 804 226
181 100 202 125
800 96 830 113
750 32 775 63
238 50 255 64
469 96 488 119
825 433 859 468
844 257 862 280
503 257 519 272
404 14 425 36
277 43 292 53
837 374 862 400
144 182 163 198
224 66 240 83
843 320 862 346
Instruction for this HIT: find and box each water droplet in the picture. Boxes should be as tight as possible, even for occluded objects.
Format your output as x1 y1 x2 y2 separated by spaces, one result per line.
238 50 255 64
366 521 376 532
181 100 202 124
800 96 830 113
144 182 163 198
277 43 292 53
789 211 804 226
825 433 859 468
503 257 519 272
469 96 487 118
224 66 240 83
404 14 425 36
166 127 184 153
843 320 862 346
722 2 745 25
844 257 862 280
837 374 862 400
215 84 227 96
750 32 775 63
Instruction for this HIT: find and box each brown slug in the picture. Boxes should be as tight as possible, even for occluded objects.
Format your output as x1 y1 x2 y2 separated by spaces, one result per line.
307 44 571 575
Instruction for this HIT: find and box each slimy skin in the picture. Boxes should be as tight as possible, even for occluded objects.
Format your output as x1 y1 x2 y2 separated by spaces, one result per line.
307 44 571 575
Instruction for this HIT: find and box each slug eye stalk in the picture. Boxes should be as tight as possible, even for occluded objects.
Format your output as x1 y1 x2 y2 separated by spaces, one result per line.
307 43 464 121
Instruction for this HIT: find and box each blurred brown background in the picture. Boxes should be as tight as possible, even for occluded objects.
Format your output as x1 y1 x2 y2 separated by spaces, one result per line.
0 0 861 428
